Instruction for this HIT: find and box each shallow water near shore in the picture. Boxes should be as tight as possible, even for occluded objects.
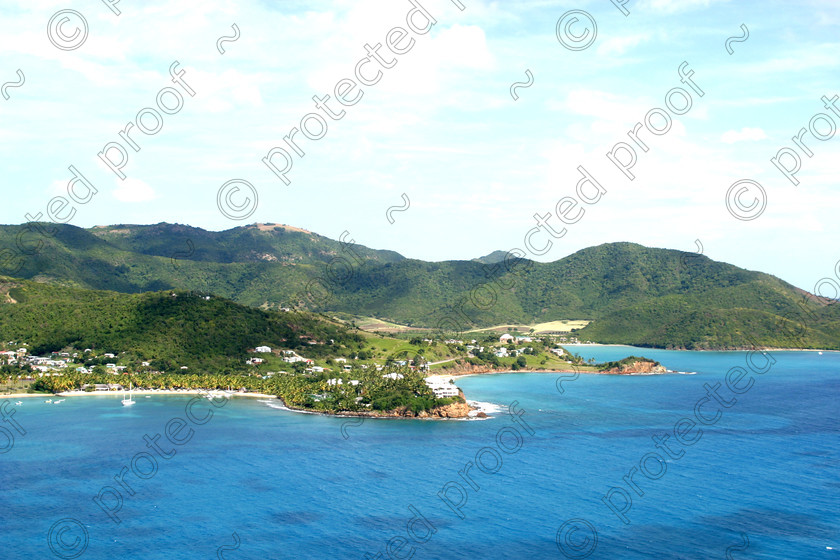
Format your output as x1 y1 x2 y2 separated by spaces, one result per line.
1 347 838 559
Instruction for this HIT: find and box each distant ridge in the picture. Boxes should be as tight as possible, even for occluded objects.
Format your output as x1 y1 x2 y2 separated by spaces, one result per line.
0 222 837 349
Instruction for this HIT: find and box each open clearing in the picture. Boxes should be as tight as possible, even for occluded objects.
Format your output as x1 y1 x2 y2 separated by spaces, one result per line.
338 316 431 333
466 320 591 334
344 315 591 334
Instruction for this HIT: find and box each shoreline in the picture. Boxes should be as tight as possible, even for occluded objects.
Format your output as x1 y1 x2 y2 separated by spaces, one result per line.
1 390 278 399
563 343 836 352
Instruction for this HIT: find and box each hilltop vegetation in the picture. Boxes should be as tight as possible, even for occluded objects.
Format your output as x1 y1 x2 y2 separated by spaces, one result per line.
0 223 838 349
0 277 363 373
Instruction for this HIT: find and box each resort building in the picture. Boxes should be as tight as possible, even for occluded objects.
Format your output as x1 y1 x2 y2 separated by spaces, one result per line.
424 377 460 398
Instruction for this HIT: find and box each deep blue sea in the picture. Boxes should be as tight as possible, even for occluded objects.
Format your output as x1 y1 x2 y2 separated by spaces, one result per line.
1 346 838 559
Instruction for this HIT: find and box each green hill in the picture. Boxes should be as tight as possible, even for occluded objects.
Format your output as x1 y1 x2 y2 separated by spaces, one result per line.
0 222 837 349
0 277 364 373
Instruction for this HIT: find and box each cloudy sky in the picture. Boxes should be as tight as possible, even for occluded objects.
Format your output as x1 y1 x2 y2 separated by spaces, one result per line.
1 0 838 293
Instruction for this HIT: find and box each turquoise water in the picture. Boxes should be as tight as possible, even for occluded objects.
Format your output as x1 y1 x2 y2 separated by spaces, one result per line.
1 347 838 559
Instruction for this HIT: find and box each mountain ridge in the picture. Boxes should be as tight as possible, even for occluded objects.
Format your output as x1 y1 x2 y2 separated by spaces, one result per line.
0 222 836 349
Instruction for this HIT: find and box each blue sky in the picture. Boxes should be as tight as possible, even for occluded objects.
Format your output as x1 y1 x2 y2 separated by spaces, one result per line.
1 0 838 293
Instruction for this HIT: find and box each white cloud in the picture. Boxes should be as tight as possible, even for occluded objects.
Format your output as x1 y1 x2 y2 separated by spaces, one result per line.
597 34 651 56
112 178 158 202
637 0 724 13
721 127 768 144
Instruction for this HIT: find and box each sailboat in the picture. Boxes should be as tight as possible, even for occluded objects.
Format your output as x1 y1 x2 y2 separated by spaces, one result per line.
121 381 136 406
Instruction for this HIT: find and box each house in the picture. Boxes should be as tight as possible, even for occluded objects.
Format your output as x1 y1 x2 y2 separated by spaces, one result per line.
499 334 514 343
515 336 532 344
247 358 265 365
424 377 460 398
83 383 115 392
255 346 272 353
343 365 352 371
310 366 325 373
494 348 509 357
335 357 347 363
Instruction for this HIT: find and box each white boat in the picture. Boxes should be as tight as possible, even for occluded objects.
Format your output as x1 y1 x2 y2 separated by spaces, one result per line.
121 382 136 407
53 399 65 404
15 401 22 406
44 399 52 403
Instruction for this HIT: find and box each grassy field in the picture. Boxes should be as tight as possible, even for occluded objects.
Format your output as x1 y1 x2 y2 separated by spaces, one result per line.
465 320 591 334
333 315 431 334
338 314 591 335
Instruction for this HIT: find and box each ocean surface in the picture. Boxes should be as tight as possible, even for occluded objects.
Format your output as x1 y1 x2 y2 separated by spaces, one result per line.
1 346 838 559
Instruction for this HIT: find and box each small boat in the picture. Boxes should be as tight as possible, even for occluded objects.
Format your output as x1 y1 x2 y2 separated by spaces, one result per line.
15 401 22 406
819 351 823 355
44 399 52 403
121 382 136 407
53 399 65 404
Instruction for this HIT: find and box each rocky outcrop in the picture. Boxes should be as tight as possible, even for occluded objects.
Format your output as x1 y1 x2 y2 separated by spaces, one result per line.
325 399 475 420
429 401 473 418
601 359 667 375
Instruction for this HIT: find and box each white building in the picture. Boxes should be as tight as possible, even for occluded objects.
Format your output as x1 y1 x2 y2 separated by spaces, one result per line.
499 334 514 343
255 346 272 353
424 377 460 398
382 373 404 380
